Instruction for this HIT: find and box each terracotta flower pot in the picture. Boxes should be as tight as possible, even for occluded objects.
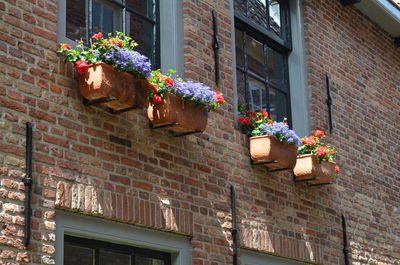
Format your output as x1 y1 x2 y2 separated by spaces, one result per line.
249 135 298 171
78 63 148 111
293 155 336 184
147 92 208 134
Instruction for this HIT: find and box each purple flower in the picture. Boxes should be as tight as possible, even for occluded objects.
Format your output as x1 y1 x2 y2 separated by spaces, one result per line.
256 122 300 146
173 81 216 108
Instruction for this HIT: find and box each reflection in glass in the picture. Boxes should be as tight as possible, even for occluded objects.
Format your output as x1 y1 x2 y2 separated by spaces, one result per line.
269 88 287 121
248 0 268 28
267 48 285 89
235 29 244 68
136 256 165 265
247 35 264 77
64 243 94 265
248 76 267 111
269 0 281 36
66 0 87 42
99 249 131 265
126 0 154 19
93 0 120 36
236 70 246 106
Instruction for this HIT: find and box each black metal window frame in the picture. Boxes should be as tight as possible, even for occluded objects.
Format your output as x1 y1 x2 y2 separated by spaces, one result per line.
235 0 293 124
64 234 171 265
66 0 161 68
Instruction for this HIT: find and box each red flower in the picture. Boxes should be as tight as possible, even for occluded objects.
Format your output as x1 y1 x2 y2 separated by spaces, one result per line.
115 40 123 47
315 146 327 157
91 32 103 40
259 111 268 117
314 130 325 137
214 92 224 104
335 166 340 175
246 111 256 117
106 39 115 45
147 83 158 93
57 43 71 50
75 61 89 75
238 117 251 125
152 94 162 104
163 77 174 88
301 136 317 146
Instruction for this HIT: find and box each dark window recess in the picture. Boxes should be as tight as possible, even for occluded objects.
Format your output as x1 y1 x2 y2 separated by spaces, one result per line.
66 0 160 68
64 235 171 265
234 0 292 124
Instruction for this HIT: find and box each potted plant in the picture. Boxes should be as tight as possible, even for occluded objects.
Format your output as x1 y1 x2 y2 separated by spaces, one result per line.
57 32 151 112
294 130 340 184
146 70 225 134
238 106 301 171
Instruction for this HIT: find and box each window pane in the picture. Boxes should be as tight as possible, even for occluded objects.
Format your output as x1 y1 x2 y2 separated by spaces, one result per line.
247 35 264 77
127 0 155 19
236 70 246 106
248 0 268 29
64 243 94 265
248 76 267 111
267 48 285 89
234 0 247 14
66 0 87 42
269 0 281 36
92 0 121 36
126 12 155 64
136 256 165 265
269 88 287 121
235 29 244 68
99 249 131 265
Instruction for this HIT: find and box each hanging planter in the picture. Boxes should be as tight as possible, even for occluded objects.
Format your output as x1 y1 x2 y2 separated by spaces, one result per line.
57 32 151 113
250 135 298 171
147 92 208 134
78 63 148 111
293 154 336 184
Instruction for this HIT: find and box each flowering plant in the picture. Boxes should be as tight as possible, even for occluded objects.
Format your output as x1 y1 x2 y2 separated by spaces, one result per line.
237 105 300 146
147 70 225 110
298 130 339 173
56 32 151 78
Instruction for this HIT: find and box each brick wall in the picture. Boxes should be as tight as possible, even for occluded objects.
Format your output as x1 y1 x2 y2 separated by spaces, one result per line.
0 0 399 265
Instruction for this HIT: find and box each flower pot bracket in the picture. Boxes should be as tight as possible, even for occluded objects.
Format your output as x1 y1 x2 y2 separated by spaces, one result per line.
251 159 293 172
292 172 333 186
83 97 140 114
308 182 333 187
148 121 203 137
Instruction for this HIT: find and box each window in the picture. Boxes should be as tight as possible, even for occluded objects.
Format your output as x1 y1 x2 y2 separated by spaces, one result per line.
64 235 171 265
241 249 312 265
61 0 160 67
234 0 292 123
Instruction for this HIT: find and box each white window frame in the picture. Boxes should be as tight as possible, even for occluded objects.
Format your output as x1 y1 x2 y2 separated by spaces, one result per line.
56 0 184 74
241 249 312 265
231 0 310 137
55 211 191 265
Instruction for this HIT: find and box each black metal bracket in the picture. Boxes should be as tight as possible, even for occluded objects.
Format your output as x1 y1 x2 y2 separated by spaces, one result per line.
230 186 238 265
149 122 203 137
212 10 220 85
395 37 400 48
251 160 292 172
342 214 350 265
326 74 333 133
23 122 33 248
293 173 320 183
83 97 139 114
340 0 362 6
308 182 333 187
172 130 203 137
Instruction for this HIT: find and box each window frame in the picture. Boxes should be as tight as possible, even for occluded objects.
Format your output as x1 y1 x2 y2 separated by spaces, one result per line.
55 211 191 265
234 0 293 124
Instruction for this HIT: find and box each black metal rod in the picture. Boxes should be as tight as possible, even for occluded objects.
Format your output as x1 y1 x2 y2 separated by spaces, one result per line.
172 130 203 137
212 10 220 85
308 182 332 187
251 160 277 165
326 74 333 133
23 122 33 248
342 214 350 265
230 186 238 265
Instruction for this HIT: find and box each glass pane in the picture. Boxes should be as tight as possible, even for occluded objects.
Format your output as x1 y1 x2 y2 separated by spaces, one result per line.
236 70 246 106
247 76 267 111
234 0 247 14
248 0 268 29
127 0 154 19
269 88 287 121
136 256 164 265
93 0 121 36
64 243 94 265
235 29 244 68
99 249 131 265
247 35 264 77
66 0 87 42
267 48 285 89
126 12 155 64
269 0 281 36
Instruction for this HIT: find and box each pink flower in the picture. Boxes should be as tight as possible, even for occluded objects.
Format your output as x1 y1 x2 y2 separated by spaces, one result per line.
314 130 325 137
315 146 327 157
91 32 103 40
335 166 340 175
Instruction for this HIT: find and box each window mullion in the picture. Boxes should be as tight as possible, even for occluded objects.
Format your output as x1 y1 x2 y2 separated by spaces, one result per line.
88 0 93 40
94 246 99 265
243 31 250 110
266 0 271 31
263 44 270 113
